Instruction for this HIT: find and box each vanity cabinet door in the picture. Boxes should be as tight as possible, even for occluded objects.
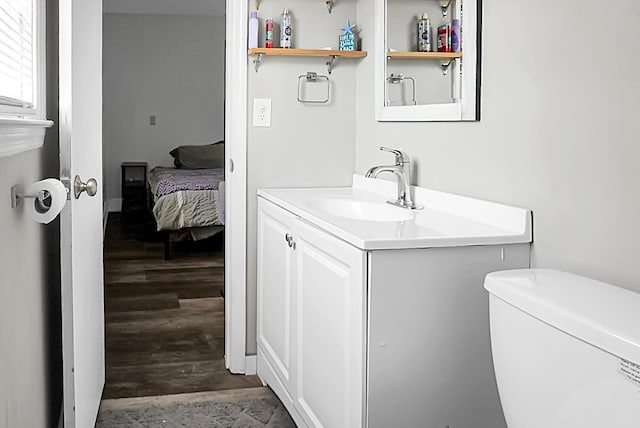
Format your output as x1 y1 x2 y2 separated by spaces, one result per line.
292 218 367 428
257 198 298 396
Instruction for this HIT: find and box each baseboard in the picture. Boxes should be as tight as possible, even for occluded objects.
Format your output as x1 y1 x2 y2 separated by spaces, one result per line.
107 198 122 212
103 202 109 235
57 403 63 428
245 355 257 375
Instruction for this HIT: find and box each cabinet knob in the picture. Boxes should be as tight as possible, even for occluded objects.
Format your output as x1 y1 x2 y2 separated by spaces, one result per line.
285 233 295 248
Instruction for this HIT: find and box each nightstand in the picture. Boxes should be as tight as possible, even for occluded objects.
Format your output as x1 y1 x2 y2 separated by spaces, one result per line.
121 162 148 218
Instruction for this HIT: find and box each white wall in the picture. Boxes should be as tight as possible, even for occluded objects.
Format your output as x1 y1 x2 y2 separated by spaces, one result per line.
0 151 49 428
104 0 225 17
355 0 640 291
246 1 360 353
0 2 62 425
103 13 225 206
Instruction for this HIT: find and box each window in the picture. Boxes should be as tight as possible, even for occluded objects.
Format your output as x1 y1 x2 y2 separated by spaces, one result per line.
0 0 52 158
1 0 37 115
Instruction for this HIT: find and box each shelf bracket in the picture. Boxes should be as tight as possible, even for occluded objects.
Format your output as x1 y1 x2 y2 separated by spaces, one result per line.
439 59 453 75
326 55 337 74
326 0 334 13
439 0 453 17
253 53 264 72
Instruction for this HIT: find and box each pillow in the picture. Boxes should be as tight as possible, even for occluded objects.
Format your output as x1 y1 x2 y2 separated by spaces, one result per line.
170 141 224 169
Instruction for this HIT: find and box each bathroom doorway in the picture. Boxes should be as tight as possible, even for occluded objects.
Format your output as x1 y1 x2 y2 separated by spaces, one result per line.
100 0 256 398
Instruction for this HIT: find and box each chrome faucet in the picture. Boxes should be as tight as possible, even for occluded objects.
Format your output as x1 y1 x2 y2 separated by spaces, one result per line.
365 146 422 210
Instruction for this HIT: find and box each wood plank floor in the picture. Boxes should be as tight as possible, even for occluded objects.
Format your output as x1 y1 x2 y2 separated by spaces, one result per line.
103 214 261 399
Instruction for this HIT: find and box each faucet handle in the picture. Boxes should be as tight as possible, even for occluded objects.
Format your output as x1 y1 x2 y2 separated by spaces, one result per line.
379 146 409 165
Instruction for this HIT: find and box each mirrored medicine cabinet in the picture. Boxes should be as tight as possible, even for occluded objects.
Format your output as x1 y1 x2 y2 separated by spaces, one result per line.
374 0 481 121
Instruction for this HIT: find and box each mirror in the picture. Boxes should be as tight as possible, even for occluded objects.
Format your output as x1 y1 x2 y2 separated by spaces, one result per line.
374 0 481 121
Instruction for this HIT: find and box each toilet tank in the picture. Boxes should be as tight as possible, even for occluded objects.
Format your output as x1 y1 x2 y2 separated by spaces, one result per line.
484 269 640 428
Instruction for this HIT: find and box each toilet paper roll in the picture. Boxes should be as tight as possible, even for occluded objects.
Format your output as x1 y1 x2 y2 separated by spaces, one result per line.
25 178 67 224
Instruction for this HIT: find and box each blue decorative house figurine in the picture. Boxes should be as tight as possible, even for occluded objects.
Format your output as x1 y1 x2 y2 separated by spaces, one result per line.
339 20 356 51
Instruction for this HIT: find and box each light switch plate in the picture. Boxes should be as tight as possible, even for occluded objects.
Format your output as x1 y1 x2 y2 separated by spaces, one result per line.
253 98 272 127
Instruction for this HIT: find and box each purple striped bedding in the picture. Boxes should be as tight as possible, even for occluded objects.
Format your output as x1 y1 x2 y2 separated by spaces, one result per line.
150 167 224 198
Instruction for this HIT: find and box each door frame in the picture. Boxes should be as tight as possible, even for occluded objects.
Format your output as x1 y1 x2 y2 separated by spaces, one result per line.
224 0 251 373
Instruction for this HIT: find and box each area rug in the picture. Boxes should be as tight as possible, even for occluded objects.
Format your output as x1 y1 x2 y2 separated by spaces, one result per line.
95 387 296 427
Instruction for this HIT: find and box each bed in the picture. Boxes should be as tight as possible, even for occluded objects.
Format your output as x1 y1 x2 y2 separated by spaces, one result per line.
147 142 225 259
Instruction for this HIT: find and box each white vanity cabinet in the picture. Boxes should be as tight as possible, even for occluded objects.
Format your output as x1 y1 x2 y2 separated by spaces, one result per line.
257 197 366 428
257 178 532 428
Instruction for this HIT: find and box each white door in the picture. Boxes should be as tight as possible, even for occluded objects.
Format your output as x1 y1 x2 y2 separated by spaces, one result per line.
59 0 105 427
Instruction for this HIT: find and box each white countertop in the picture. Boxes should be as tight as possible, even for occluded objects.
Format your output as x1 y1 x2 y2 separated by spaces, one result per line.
258 175 532 250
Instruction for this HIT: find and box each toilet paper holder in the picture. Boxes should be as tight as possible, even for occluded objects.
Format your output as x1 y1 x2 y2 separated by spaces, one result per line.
11 180 71 209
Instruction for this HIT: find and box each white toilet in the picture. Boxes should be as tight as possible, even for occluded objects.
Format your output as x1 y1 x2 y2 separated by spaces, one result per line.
484 269 640 428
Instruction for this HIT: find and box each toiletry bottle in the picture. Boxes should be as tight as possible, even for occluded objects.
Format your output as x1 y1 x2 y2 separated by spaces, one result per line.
451 19 460 52
417 13 431 52
280 8 292 49
437 23 451 52
248 11 259 49
265 17 274 48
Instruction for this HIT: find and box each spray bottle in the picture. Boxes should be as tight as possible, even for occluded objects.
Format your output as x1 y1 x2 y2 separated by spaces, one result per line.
265 17 274 48
417 13 431 52
280 8 292 48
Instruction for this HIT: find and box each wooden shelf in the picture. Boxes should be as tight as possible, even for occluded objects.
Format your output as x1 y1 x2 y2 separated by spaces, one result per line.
387 51 462 60
248 48 367 73
248 48 367 58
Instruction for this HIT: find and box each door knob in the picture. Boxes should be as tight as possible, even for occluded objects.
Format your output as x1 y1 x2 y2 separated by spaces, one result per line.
73 175 98 199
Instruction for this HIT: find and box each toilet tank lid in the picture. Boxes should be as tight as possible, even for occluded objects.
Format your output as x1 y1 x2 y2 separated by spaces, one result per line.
484 269 640 365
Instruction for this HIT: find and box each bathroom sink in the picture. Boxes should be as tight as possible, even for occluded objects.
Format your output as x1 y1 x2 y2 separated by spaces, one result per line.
258 175 532 250
313 198 414 222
